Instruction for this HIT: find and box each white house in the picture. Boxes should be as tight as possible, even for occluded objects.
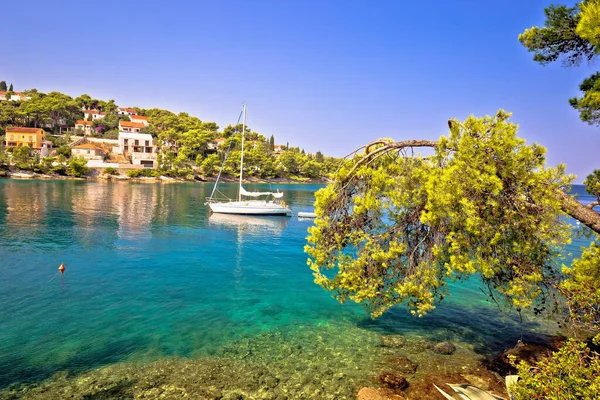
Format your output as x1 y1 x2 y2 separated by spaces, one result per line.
117 107 138 116
129 114 149 126
0 91 32 101
119 120 145 133
116 132 156 168
207 137 226 151
75 120 94 135
71 143 105 160
83 110 105 120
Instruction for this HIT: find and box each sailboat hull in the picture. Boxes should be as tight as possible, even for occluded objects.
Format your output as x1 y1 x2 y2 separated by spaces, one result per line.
209 201 291 216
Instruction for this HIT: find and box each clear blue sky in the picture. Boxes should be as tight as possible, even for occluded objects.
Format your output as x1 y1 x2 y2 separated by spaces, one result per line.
2 0 598 181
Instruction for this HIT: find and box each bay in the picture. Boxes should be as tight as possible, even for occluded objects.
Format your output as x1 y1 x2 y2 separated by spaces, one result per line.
0 180 590 398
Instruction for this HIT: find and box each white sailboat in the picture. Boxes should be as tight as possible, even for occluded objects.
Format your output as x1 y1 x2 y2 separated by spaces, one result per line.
206 104 291 216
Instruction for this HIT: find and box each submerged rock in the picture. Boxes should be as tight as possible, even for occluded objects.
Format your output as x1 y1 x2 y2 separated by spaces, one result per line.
385 355 418 374
378 373 409 391
357 387 405 400
380 335 406 348
404 338 434 353
433 341 456 355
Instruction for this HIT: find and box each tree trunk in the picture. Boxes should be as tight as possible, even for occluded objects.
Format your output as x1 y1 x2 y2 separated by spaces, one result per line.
557 189 600 234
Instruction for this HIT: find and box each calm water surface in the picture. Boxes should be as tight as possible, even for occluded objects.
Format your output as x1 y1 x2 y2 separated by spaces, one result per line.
0 180 591 397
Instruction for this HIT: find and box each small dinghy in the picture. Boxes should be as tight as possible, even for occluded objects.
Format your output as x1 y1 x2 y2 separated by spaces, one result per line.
298 212 316 218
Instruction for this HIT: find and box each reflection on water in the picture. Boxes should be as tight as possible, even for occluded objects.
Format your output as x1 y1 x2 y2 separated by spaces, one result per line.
0 180 591 398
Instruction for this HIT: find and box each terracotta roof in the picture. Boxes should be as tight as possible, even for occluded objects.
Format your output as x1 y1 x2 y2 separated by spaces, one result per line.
118 107 137 112
214 137 226 143
84 109 100 114
72 143 103 150
130 115 148 121
6 127 44 133
76 120 93 126
119 121 146 129
0 92 5 96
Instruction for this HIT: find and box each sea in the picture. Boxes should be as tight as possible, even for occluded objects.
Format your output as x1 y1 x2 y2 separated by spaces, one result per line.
0 181 594 398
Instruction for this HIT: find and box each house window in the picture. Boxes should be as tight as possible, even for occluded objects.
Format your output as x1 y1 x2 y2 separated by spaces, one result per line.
135 140 139 145
124 139 128 144
87 150 91 154
124 146 129 152
145 140 149 146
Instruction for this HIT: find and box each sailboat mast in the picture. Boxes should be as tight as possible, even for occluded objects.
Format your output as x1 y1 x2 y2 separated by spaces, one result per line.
238 104 246 202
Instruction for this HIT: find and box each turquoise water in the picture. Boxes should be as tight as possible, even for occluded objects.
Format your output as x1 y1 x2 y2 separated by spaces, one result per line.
0 180 591 398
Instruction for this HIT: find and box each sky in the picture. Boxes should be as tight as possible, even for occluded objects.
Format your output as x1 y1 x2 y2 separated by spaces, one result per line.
1 0 598 181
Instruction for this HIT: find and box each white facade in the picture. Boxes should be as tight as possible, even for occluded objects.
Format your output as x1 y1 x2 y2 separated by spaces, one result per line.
117 132 156 168
117 107 138 116
75 120 93 135
83 110 105 120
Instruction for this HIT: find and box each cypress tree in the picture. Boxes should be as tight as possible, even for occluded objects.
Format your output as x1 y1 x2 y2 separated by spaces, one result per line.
0 81 6 91
8 83 13 91
269 135 275 151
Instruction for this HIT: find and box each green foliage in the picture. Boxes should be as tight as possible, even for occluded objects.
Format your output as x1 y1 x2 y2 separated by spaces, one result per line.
518 4 596 66
126 168 160 178
306 111 572 318
67 156 89 177
103 167 118 175
0 81 6 91
584 169 600 201
520 2 600 125
577 0 600 48
56 146 71 159
569 72 600 125
511 339 600 399
560 240 600 331
201 153 221 175
8 83 13 91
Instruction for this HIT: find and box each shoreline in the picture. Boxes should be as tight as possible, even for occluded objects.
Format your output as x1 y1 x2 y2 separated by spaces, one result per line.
0 170 332 185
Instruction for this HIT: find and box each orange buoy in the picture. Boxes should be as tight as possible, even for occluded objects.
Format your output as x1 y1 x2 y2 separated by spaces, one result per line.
58 263 65 273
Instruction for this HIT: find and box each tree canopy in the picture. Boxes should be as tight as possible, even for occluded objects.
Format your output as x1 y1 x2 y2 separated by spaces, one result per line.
519 1 600 125
306 111 583 318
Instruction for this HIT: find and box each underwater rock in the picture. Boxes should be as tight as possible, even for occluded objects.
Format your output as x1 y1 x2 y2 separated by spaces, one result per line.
404 338 434 353
261 304 283 316
378 373 409 391
380 335 406 348
357 387 405 400
433 341 456 355
385 355 418 374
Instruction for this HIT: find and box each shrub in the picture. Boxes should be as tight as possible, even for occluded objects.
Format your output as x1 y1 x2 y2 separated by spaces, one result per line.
51 165 67 175
104 167 118 175
127 168 159 178
511 338 600 399
67 156 89 177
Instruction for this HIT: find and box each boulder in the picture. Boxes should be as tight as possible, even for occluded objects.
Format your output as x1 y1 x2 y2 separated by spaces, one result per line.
378 373 409 391
433 341 456 355
385 355 418 374
380 335 406 348
357 387 405 400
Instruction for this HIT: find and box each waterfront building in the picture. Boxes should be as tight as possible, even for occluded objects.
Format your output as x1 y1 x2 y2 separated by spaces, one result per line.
118 121 145 133
115 132 156 168
71 143 105 160
75 120 94 135
4 127 46 149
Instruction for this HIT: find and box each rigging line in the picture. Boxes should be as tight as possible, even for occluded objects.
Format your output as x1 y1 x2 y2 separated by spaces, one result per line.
208 109 243 201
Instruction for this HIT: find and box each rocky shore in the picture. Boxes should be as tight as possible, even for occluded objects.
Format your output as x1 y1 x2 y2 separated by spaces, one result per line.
0 169 331 185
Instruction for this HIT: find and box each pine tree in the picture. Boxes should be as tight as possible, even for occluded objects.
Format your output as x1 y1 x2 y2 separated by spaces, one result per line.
315 151 324 163
269 135 275 151
0 81 6 91
8 83 13 91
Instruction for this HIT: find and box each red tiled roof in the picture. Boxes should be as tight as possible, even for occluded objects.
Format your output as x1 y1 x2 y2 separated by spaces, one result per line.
119 121 146 129
84 109 100 114
6 127 44 133
214 137 226 143
118 107 137 113
130 115 148 121
76 120 93 126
